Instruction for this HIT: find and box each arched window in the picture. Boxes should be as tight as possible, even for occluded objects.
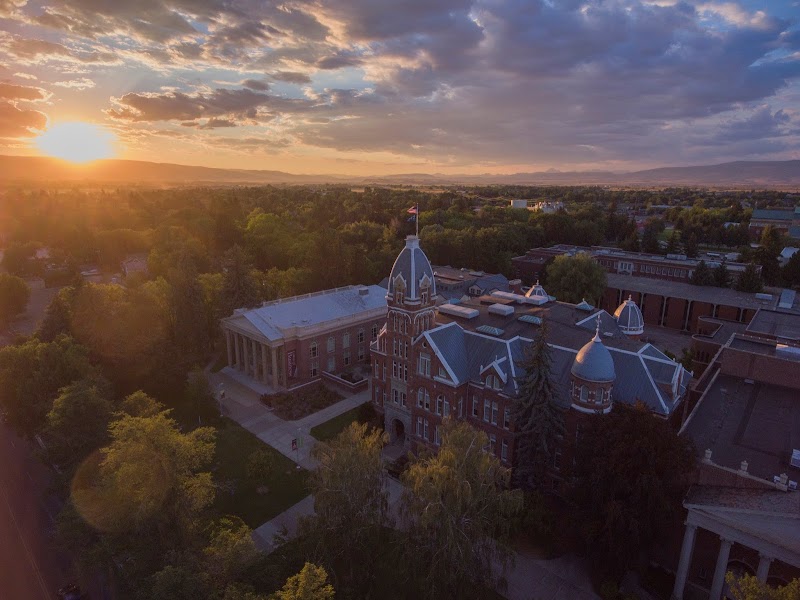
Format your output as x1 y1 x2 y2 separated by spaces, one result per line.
580 385 589 402
486 374 502 390
309 341 318 358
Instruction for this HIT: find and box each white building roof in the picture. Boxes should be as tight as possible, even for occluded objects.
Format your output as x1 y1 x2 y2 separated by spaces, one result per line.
224 285 387 343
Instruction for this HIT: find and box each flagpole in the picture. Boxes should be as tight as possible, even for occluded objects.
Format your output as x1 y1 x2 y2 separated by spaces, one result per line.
416 202 419 237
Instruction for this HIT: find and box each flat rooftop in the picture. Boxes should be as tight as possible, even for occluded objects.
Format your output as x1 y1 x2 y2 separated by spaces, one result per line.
747 309 800 342
682 374 800 483
606 273 793 311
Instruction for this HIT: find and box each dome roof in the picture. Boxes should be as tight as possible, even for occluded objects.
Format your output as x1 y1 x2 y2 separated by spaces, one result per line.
524 280 549 305
387 235 436 301
571 330 616 383
613 295 644 336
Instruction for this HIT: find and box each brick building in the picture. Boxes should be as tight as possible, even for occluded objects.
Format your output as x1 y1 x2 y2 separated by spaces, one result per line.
512 245 758 285
371 236 692 486
660 324 800 599
221 285 386 390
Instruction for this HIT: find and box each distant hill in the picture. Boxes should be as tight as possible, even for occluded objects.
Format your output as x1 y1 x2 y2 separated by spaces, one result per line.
0 155 798 187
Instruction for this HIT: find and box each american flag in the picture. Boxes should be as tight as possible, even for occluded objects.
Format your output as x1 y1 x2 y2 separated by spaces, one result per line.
407 206 418 215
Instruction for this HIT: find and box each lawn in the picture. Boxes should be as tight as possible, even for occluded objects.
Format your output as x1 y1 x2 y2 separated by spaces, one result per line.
212 418 309 528
310 405 362 442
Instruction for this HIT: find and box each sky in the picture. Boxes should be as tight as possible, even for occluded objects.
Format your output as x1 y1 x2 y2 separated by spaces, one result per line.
0 0 798 175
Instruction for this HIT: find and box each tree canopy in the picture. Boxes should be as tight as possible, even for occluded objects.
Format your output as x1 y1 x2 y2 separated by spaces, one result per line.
545 254 607 304
0 273 30 327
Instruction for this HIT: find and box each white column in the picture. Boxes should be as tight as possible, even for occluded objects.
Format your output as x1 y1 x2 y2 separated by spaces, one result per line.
261 344 269 384
226 330 233 367
709 537 733 600
672 522 697 600
251 338 258 378
271 345 278 387
234 333 241 370
243 336 250 376
756 554 773 583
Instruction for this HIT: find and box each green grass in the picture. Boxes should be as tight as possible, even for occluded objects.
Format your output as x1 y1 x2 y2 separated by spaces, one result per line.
310 405 362 442
213 419 309 528
263 384 344 421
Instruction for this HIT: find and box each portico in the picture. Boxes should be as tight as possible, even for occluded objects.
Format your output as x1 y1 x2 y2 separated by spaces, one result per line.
672 487 800 600
224 328 286 389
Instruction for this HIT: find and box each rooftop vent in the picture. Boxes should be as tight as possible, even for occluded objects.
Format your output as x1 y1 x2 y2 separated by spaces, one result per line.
439 304 479 319
476 325 504 336
488 303 514 317
518 314 542 325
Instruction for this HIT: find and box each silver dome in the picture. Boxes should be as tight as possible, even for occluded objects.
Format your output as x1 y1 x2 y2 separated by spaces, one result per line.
571 331 616 383
613 295 644 336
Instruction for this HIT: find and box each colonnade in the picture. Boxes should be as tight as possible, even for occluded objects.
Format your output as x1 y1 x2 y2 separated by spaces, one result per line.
224 329 284 388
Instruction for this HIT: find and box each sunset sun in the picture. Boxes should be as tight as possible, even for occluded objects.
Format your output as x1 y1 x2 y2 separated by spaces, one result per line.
35 122 117 163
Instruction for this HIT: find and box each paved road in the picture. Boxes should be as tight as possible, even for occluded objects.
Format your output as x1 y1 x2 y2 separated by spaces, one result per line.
0 423 72 600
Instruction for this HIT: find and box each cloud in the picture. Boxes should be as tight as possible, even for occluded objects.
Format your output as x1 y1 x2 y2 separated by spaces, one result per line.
270 71 312 84
0 101 47 137
52 78 95 90
242 79 270 92
5 36 119 65
13 72 37 80
0 0 25 18
0 82 48 101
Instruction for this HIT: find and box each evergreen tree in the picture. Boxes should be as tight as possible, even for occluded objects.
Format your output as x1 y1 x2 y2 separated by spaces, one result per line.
221 245 260 316
619 230 640 253
512 320 565 490
713 262 730 288
690 260 713 286
783 251 800 288
735 263 763 293
665 230 680 254
685 233 699 258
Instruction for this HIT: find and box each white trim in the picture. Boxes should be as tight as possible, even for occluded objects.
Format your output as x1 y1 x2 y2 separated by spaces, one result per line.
575 309 610 327
571 403 613 415
423 329 460 384
639 353 670 414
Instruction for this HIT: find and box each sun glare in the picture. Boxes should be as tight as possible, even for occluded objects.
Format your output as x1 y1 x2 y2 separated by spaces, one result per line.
35 122 117 163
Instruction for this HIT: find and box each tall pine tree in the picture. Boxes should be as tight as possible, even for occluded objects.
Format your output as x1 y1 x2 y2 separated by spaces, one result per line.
512 320 565 490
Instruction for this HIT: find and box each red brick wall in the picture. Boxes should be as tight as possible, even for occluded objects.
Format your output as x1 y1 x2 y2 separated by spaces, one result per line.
718 347 800 391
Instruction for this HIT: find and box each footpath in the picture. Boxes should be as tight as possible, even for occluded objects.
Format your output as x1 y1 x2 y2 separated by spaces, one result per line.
208 366 599 600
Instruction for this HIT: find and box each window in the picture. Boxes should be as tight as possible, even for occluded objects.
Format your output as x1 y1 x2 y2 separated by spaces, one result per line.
372 324 378 340
357 328 365 343
418 353 431 376
417 388 424 408
489 434 496 455
327 356 335 371
486 374 501 390
395 289 404 304
327 336 335 353
458 398 463 418
483 400 490 422
393 389 399 404
438 367 448 379
580 385 589 402
423 419 429 441
343 332 350 349
424 391 431 411
436 395 443 415
393 339 398 356
392 361 398 378
382 364 386 381
503 407 510 429
553 447 562 471
403 364 408 381
374 387 380 403
383 391 387 406
310 342 318 358
343 350 351 366
472 397 479 417
416 417 422 437
443 399 450 418
434 425 440 446
491 402 498 425
310 360 319 377
501 438 508 462
358 345 365 361
401 392 407 408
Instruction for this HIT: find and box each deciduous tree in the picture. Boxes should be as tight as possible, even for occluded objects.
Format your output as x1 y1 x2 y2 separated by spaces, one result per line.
0 273 30 327
735 263 763 293
271 563 334 600
401 420 523 599
545 254 607 304
725 573 800 600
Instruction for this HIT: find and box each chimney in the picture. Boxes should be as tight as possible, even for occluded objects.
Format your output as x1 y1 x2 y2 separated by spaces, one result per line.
739 460 748 473
703 449 713 463
509 279 522 294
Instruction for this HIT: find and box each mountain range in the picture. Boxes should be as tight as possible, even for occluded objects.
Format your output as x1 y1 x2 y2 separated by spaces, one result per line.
1 155 798 188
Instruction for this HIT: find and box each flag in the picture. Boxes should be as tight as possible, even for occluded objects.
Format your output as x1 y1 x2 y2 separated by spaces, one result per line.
407 206 418 215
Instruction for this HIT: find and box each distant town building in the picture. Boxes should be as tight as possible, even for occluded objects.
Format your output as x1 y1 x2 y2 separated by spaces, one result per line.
748 206 800 240
121 254 148 277
530 200 564 213
221 285 386 390
512 244 759 285
371 236 691 490
509 198 529 209
780 246 799 265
